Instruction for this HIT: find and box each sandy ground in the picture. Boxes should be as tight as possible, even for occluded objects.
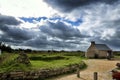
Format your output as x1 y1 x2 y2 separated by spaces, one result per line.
50 59 119 80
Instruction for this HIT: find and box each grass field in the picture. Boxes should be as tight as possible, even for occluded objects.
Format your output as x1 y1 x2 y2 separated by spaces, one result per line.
30 56 84 69
0 52 85 73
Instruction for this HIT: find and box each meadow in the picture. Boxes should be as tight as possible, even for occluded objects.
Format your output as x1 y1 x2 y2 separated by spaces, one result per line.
0 51 86 73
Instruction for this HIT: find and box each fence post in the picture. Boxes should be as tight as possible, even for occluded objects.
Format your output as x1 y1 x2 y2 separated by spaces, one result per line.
94 72 98 80
77 68 80 78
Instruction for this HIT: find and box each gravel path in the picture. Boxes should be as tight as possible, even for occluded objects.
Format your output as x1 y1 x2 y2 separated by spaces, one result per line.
50 59 119 80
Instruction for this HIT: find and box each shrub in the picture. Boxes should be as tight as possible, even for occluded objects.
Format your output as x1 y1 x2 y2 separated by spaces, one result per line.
29 56 68 61
116 63 120 68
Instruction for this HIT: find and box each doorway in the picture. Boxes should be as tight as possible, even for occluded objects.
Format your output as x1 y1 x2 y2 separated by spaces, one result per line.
107 51 112 60
94 53 99 58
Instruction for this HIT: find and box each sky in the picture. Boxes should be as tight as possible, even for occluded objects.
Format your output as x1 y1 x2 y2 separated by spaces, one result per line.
0 0 120 51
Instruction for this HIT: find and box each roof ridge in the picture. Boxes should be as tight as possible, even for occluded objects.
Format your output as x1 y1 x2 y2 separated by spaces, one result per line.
95 44 106 45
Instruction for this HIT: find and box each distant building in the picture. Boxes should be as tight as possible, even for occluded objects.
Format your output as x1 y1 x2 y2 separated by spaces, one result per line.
86 41 113 59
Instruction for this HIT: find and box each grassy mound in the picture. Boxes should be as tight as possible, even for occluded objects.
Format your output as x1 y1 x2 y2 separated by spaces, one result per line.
0 53 31 73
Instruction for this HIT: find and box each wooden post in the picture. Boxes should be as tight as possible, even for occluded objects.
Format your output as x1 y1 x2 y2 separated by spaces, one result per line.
77 68 80 78
94 72 98 80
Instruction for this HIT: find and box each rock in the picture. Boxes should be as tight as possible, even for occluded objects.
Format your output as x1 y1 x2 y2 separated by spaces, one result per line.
116 63 120 68
16 52 31 65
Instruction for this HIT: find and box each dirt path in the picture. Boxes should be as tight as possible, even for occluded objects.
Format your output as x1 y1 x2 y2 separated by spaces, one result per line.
50 59 119 80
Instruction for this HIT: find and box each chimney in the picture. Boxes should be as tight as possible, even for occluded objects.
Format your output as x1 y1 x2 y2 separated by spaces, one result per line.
91 41 95 45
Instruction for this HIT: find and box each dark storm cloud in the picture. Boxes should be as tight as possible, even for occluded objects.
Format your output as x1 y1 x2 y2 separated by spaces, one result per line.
0 14 21 32
0 15 35 44
0 14 21 25
43 0 118 12
24 36 79 50
24 36 49 48
4 27 35 40
0 25 33 41
23 20 87 50
0 14 86 50
40 21 85 39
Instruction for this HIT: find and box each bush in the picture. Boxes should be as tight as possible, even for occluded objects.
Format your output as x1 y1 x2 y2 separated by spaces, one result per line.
29 56 68 61
116 63 120 68
63 52 85 57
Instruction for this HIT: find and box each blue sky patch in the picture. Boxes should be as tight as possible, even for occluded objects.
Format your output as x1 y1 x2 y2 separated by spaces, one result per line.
20 17 82 26
20 17 47 23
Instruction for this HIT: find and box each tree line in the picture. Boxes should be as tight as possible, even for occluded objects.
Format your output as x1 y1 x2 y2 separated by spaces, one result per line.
0 42 84 53
0 42 32 53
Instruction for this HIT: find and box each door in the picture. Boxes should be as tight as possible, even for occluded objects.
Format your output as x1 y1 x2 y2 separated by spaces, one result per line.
107 51 112 60
94 53 99 58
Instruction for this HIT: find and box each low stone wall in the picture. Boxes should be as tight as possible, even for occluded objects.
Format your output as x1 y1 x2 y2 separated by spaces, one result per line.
0 61 86 80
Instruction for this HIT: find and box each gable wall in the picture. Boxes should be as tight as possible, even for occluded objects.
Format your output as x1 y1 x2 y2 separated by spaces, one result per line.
86 44 99 58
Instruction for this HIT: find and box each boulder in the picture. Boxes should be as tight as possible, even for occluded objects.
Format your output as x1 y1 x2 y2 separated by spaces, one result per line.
16 52 31 65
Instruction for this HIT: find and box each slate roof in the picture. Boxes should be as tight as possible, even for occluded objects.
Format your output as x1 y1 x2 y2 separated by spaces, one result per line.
95 44 111 50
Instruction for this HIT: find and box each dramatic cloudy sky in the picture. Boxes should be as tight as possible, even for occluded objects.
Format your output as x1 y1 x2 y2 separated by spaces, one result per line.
0 0 120 51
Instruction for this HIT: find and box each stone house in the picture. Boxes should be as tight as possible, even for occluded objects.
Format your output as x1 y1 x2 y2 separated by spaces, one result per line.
86 41 113 59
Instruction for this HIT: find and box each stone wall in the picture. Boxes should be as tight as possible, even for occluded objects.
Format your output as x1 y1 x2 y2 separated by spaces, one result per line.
0 61 86 80
86 43 98 58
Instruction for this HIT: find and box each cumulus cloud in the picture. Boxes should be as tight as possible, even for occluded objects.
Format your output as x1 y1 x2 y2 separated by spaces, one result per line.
1 0 120 51
39 21 85 39
0 0 58 17
76 1 120 50
0 14 21 25
0 15 35 44
0 14 88 50
43 0 120 50
23 20 88 50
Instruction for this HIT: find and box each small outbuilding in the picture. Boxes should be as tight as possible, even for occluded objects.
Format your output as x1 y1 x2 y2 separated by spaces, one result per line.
86 41 113 59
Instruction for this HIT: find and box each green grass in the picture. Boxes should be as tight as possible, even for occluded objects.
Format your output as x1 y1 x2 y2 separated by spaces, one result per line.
1 53 18 66
114 56 120 58
30 56 84 69
0 53 31 72
0 52 85 73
